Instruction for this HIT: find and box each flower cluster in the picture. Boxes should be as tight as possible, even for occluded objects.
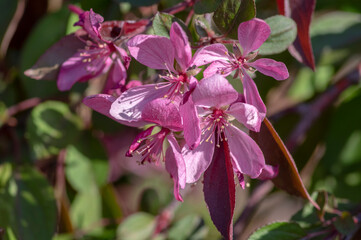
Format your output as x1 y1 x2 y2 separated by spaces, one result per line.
80 11 289 200
26 7 289 238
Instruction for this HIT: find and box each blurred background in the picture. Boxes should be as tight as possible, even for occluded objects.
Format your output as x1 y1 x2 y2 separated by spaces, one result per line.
0 0 361 239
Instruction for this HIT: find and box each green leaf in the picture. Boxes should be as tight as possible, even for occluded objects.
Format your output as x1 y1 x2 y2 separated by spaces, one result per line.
259 15 297 55
213 0 256 39
26 101 82 159
0 166 57 240
194 0 222 14
139 188 161 215
0 101 8 127
20 7 69 98
168 215 207 240
152 12 189 38
65 143 108 192
334 211 357 235
117 212 156 240
249 222 306 240
70 187 102 232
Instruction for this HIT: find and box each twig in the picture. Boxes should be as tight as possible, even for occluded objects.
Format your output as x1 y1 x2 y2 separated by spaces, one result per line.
6 97 41 117
163 0 195 15
233 181 274 239
0 0 26 58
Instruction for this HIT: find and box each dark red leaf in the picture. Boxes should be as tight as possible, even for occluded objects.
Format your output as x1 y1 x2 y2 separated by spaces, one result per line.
277 0 316 70
203 139 235 240
250 118 319 209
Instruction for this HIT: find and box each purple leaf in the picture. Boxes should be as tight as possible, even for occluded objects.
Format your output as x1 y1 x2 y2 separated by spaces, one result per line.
278 0 316 70
203 138 235 240
249 118 319 209
24 34 85 80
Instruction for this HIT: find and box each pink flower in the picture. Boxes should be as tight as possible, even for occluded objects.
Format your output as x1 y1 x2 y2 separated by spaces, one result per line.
83 95 186 201
109 22 200 125
57 9 131 91
192 18 289 118
181 74 277 184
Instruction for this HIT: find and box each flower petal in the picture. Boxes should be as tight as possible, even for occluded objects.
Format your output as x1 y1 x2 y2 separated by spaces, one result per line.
170 22 192 71
191 43 230 67
141 98 182 131
182 135 215 183
180 93 201 149
127 34 175 71
103 58 127 93
83 94 144 127
203 61 234 78
75 9 104 42
192 75 238 108
248 58 289 80
241 70 266 118
57 49 109 91
109 83 170 125
227 102 262 132
257 164 279 180
238 18 271 56
165 133 186 201
226 125 265 178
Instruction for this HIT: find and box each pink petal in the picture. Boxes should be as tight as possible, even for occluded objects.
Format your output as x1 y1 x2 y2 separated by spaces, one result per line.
238 18 271 56
192 75 238 108
241 70 266 118
248 58 289 80
234 170 246 189
227 102 263 132
127 126 155 157
57 50 109 91
257 164 279 180
170 22 192 71
165 133 186 201
191 43 230 67
127 34 175 71
109 83 170 125
182 135 215 183
226 125 265 178
75 9 104 42
141 98 182 132
180 93 201 149
83 94 144 128
103 58 127 93
203 61 234 78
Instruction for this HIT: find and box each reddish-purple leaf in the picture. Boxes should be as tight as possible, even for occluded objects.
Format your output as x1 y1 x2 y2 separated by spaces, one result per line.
203 138 235 240
277 0 316 70
24 34 85 80
250 118 319 209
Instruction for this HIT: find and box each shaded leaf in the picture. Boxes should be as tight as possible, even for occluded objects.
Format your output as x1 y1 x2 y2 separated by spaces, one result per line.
194 0 222 14
152 12 189 38
26 101 82 159
24 34 85 80
117 212 156 240
250 118 319 208
20 7 70 98
213 0 256 39
0 166 57 240
0 102 8 128
278 0 316 70
259 15 297 55
203 140 235 240
248 222 306 240
139 188 161 216
334 212 357 235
